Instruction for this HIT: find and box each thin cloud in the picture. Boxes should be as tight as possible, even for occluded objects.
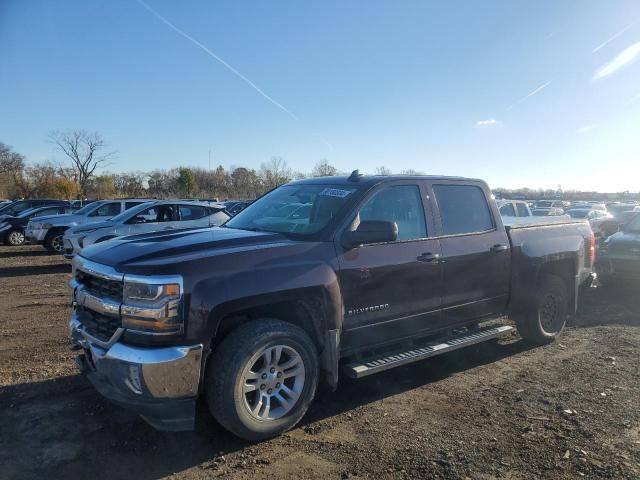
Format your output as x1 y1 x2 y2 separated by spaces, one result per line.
506 80 552 110
592 20 638 53
476 118 502 127
594 42 640 80
577 124 597 134
135 0 298 120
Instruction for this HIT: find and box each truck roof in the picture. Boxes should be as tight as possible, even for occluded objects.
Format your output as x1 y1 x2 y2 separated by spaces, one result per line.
288 174 484 187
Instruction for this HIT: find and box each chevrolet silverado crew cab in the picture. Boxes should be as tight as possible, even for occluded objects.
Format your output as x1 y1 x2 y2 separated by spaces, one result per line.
69 173 595 440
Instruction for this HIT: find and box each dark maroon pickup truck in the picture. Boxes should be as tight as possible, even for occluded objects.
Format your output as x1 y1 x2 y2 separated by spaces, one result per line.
69 172 595 439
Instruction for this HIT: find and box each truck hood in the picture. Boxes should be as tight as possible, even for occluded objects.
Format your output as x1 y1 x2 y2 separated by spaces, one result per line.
80 227 296 271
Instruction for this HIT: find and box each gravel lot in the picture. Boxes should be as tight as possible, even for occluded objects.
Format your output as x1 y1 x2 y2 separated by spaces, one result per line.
1 245 639 480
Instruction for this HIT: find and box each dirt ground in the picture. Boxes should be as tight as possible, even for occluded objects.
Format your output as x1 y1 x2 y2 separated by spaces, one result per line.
1 245 639 480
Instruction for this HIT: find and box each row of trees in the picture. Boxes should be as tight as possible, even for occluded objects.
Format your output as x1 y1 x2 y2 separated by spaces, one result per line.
5 131 636 202
1 133 388 201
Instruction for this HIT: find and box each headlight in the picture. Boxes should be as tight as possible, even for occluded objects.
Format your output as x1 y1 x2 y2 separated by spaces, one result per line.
121 277 183 334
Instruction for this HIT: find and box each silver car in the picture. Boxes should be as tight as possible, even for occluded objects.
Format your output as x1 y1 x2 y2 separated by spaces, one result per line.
63 200 230 258
25 199 149 253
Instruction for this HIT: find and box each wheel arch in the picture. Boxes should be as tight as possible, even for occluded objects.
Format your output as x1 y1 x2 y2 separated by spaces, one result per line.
204 286 342 389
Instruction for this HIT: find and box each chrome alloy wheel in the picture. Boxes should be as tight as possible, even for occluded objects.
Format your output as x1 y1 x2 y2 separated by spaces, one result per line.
241 345 305 421
51 234 64 252
8 230 25 245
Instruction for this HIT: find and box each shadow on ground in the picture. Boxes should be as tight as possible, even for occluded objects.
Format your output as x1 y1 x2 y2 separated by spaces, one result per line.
0 338 534 480
0 263 70 277
0 249 53 259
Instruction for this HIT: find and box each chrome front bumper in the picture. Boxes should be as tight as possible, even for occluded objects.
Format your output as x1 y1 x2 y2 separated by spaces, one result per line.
69 314 203 430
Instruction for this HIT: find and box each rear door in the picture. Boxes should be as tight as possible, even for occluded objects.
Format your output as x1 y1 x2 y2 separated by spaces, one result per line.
336 181 443 352
430 181 510 326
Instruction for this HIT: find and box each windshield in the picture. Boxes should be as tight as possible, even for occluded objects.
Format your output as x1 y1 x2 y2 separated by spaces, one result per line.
567 209 589 218
225 184 359 235
17 207 42 218
109 202 155 223
74 202 102 215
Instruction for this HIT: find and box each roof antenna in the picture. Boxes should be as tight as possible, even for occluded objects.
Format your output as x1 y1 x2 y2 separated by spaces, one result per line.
348 169 363 182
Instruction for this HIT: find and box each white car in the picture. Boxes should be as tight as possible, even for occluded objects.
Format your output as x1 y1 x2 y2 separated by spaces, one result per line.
62 200 230 258
497 200 532 217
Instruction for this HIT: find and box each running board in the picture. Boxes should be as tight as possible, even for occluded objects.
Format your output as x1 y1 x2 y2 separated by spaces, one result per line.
344 325 514 378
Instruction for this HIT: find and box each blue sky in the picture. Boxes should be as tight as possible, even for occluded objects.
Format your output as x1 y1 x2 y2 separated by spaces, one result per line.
1 0 639 192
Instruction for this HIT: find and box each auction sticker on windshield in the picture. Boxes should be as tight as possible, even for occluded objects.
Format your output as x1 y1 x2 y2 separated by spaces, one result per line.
319 188 355 198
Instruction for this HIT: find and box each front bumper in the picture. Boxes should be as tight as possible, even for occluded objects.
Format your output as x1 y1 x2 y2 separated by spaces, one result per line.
25 226 47 244
63 234 82 259
69 314 203 431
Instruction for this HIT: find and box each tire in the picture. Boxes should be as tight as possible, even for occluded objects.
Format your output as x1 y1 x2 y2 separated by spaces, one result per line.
206 319 319 441
514 274 568 345
7 229 26 246
44 228 66 254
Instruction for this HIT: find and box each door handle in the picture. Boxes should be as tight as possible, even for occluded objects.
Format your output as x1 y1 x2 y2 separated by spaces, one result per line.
417 252 440 263
490 244 508 253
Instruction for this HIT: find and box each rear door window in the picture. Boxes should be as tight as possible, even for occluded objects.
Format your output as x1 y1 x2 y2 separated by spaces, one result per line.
179 205 209 221
516 203 530 216
499 203 516 216
433 184 494 235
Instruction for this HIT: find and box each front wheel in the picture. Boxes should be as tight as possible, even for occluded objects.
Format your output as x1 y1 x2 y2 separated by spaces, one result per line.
514 274 568 345
44 229 65 254
7 229 26 246
206 319 319 441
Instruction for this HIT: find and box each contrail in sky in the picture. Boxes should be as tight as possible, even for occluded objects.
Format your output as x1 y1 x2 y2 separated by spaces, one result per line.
592 20 638 53
506 80 552 110
135 0 299 120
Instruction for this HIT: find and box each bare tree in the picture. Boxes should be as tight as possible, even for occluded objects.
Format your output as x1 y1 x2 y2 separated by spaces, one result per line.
49 130 115 198
0 142 25 175
260 156 292 189
312 159 337 177
375 166 392 175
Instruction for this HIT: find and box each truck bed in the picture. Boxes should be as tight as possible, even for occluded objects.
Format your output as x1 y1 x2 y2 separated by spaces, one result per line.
503 216 585 229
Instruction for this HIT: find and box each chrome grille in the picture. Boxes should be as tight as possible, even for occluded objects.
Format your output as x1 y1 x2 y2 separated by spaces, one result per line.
77 308 121 341
75 269 123 301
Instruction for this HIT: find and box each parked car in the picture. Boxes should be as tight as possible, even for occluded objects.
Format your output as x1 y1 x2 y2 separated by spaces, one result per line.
535 200 564 209
596 212 640 286
69 173 594 439
565 208 613 239
223 200 252 216
594 208 640 239
0 199 70 221
25 199 149 253
63 200 230 258
0 205 78 246
532 207 565 216
497 199 532 217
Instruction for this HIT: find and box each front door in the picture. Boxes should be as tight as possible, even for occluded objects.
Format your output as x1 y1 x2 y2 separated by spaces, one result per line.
336 182 443 353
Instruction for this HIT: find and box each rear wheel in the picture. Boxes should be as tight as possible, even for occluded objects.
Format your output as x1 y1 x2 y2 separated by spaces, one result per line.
515 274 568 345
206 319 319 441
44 228 65 254
7 229 25 246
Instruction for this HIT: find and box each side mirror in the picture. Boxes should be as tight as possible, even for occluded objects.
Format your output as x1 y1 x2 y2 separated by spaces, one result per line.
346 220 398 247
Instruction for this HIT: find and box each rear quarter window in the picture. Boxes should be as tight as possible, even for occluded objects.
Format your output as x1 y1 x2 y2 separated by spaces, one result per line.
433 184 494 235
